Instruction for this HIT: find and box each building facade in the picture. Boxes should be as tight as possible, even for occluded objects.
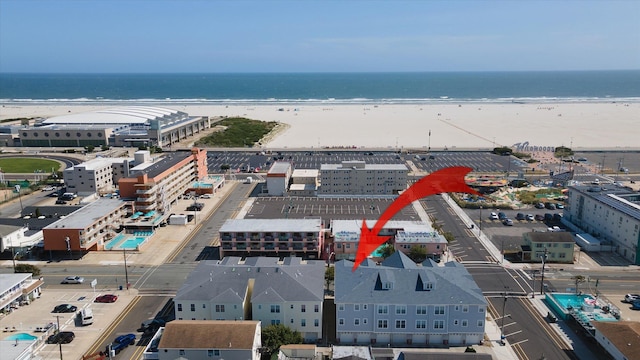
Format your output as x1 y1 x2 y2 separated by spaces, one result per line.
0 273 44 314
219 219 324 259
521 231 575 263
266 161 293 196
64 158 122 196
319 161 408 196
565 185 640 265
42 198 128 252
335 252 486 347
174 257 324 343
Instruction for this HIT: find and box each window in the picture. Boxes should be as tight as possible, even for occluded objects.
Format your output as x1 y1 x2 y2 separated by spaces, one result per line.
363 304 368 310
339 318 344 325
377 305 388 314
377 319 388 329
396 305 407 315
215 305 225 312
291 304 294 309
435 306 445 315
270 305 280 313
478 320 484 327
463 306 468 313
314 304 319 313
314 319 319 327
434 320 444 329
454 319 459 325
479 307 485 313
208 350 214 357
177 304 182 311
203 304 206 309
363 318 368 324
271 319 280 325
191 304 195 311
301 319 306 327
354 304 360 311
416 320 426 329
416 306 427 315
395 320 406 329
301 305 306 312
462 320 468 327
354 318 360 325
339 304 344 311
179 350 185 355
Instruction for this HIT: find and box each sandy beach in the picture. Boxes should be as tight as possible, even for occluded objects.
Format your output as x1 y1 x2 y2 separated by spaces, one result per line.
1 102 638 150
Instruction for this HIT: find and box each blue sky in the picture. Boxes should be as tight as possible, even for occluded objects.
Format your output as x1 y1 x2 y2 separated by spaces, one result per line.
1 0 638 73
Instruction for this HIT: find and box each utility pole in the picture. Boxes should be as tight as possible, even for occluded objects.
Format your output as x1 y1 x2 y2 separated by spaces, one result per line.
479 206 483 236
123 248 129 290
15 185 24 216
55 315 63 360
540 247 548 295
500 288 509 346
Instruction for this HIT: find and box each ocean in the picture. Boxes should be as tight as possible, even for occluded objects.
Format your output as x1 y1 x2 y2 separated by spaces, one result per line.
1 71 639 104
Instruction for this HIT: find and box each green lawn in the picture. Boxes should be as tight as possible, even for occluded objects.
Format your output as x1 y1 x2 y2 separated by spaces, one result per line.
0 158 60 173
195 117 279 147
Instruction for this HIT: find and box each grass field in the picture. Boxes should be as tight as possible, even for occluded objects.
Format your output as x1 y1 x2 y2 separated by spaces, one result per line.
0 158 60 173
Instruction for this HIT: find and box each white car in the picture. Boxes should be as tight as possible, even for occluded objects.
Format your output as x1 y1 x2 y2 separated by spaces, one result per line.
200 194 211 199
61 276 84 284
489 212 499 220
624 294 640 303
42 186 56 191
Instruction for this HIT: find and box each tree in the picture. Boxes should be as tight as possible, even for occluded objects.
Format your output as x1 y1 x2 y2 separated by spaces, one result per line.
85 145 95 153
379 243 395 258
220 164 230 171
408 246 427 263
324 266 334 290
554 146 574 158
492 146 512 156
261 324 303 357
15 263 41 276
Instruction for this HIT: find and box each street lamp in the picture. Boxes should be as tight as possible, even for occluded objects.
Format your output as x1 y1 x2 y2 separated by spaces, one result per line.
15 184 24 216
540 247 548 295
123 248 130 290
500 287 509 346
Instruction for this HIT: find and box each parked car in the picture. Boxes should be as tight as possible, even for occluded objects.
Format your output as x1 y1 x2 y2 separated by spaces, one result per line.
200 194 211 199
489 212 499 220
35 322 56 332
553 213 563 221
95 294 118 303
52 304 77 313
555 204 565 209
624 294 640 303
544 213 554 221
526 214 535 221
498 212 507 220
515 213 526 221
42 186 56 191
55 200 67 205
139 318 166 333
632 300 640 311
47 331 75 344
535 203 545 209
545 202 556 210
61 276 84 284
534 214 545 221
502 219 514 226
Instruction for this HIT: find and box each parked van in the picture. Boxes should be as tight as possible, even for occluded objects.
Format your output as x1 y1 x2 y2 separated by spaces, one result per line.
244 177 253 184
80 308 93 326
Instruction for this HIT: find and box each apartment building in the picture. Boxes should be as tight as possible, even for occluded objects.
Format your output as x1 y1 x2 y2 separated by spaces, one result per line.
332 220 447 261
118 148 208 213
42 198 128 252
319 161 408 196
565 185 640 264
219 219 324 259
173 257 324 343
266 161 293 196
152 320 261 360
521 231 575 263
63 157 128 196
335 251 486 347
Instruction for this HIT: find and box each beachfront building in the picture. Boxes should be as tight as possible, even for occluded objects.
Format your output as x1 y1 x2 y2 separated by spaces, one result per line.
118 148 208 214
331 220 447 261
288 169 319 197
42 198 128 253
521 231 575 263
335 251 487 347
564 185 640 265
0 273 44 314
153 320 261 360
266 161 293 196
219 219 324 259
19 106 211 148
319 161 408 196
173 257 324 343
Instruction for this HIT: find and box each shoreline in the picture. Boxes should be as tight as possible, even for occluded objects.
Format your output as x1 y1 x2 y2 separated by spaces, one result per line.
1 102 639 150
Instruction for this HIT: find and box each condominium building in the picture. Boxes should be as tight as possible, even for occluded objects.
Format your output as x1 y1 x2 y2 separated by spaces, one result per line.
319 161 408 196
565 185 640 265
64 157 128 196
335 251 486 347
42 198 128 252
521 231 575 263
331 220 447 261
118 148 208 213
173 257 324 343
219 219 324 259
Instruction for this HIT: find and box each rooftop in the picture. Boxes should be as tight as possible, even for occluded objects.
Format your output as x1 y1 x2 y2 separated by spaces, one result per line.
220 218 322 233
268 161 292 175
525 231 575 243
570 185 640 220
591 321 640 360
157 320 259 349
43 199 125 230
43 106 185 126
129 151 192 179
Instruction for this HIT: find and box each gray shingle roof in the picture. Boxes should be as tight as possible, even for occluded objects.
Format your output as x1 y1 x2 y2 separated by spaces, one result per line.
335 251 485 305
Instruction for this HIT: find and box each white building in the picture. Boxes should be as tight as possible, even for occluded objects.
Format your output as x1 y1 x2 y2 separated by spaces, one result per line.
289 169 319 196
565 185 640 265
174 257 324 342
64 157 129 196
0 273 44 314
319 161 408 196
266 161 293 196
0 224 28 253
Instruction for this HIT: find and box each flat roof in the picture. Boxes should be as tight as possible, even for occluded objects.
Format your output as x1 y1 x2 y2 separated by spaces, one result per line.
129 151 192 179
268 161 292 175
321 163 408 171
220 218 322 233
43 106 183 125
289 183 316 191
67 157 121 171
44 198 125 230
292 169 319 177
570 185 640 220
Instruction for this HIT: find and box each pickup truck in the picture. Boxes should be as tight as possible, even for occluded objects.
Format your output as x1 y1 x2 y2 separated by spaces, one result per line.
109 333 136 354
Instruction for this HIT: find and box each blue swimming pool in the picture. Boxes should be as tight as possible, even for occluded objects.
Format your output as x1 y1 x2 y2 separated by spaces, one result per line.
549 293 594 310
120 237 146 250
4 332 37 341
105 233 127 250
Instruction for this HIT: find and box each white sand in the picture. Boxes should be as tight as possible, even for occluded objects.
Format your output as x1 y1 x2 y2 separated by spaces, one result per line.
1 102 638 150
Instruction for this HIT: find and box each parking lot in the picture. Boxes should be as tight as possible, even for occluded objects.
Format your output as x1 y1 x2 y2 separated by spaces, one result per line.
0 287 137 360
245 196 420 221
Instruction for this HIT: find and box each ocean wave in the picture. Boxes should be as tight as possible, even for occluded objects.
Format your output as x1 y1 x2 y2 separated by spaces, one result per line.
1 96 639 106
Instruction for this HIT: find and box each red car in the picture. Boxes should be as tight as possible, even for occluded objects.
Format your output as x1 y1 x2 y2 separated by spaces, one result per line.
95 294 118 303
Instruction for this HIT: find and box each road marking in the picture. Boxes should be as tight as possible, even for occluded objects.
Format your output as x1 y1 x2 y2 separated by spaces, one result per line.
511 339 529 346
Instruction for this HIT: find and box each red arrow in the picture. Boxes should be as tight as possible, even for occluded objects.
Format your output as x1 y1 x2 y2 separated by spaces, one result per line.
352 166 479 271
